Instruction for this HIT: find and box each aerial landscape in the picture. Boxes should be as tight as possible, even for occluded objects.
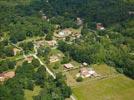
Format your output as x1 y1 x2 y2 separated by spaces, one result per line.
0 0 134 100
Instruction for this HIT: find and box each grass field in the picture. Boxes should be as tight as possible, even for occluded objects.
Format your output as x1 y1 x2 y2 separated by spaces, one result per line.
72 66 134 100
24 86 41 100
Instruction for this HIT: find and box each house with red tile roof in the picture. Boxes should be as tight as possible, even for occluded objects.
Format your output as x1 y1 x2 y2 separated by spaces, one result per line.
64 63 74 69
0 71 15 82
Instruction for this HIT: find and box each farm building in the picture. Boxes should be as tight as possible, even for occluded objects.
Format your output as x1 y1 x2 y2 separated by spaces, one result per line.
80 67 97 78
64 63 74 69
57 29 72 38
49 55 59 63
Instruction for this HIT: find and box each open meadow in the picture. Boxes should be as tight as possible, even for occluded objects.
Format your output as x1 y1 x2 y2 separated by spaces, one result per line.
71 65 134 100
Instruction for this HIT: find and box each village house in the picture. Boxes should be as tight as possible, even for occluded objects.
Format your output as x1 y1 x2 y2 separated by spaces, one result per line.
55 25 60 29
49 55 59 63
76 17 83 25
128 11 134 15
83 62 88 66
13 48 21 56
80 67 97 78
46 40 57 47
36 40 45 48
71 32 81 40
96 23 105 30
0 71 15 82
57 53 62 57
57 29 72 38
42 15 47 20
25 56 33 63
75 33 81 38
64 63 74 69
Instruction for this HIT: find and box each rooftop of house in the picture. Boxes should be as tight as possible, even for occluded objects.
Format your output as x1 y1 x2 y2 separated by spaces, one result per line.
36 40 45 47
58 29 72 37
26 56 33 63
49 55 59 63
76 17 83 25
80 67 96 77
46 40 57 46
80 67 89 73
42 15 47 20
83 62 88 66
0 71 15 80
64 63 74 69
129 11 134 15
96 23 105 30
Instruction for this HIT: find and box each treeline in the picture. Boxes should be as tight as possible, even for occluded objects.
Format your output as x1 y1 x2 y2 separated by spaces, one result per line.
48 0 132 26
1 0 133 32
17 0 132 27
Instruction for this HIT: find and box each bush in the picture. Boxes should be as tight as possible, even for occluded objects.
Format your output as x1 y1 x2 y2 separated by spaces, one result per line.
53 63 59 69
32 59 40 68
76 77 83 82
45 33 53 40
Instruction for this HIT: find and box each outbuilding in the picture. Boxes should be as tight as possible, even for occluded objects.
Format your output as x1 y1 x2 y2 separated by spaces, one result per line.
64 63 74 69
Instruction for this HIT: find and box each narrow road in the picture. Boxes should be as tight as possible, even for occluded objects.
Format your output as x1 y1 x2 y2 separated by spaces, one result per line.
70 95 77 100
33 54 56 79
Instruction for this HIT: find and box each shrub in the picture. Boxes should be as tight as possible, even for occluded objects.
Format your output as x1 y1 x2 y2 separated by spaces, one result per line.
76 77 83 82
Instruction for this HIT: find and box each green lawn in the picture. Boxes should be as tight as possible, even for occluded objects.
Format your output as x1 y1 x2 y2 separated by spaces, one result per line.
92 64 118 76
72 75 134 100
24 86 42 100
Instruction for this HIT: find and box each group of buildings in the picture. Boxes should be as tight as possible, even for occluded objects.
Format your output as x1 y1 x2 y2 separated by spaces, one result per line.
35 39 57 48
54 28 81 41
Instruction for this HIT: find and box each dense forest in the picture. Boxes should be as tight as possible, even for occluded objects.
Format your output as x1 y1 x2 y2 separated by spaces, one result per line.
0 0 134 99
1 0 133 30
0 60 71 100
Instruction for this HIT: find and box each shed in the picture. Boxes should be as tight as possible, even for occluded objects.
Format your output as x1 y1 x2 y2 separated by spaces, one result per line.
96 23 105 30
64 63 74 69
49 55 59 63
